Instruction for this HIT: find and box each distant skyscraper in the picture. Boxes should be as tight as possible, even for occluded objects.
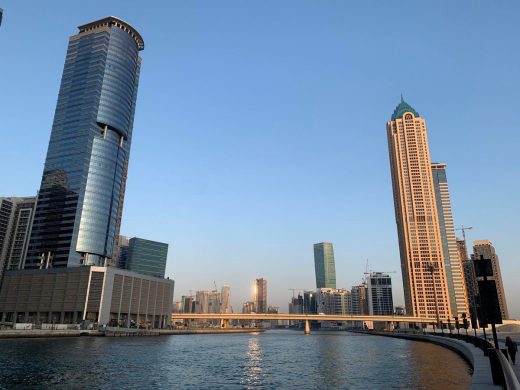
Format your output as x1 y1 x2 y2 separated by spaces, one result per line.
0 8 3 27
366 272 394 315
0 197 36 285
25 17 144 269
316 288 351 315
387 97 452 320
254 278 267 313
289 294 304 314
431 163 468 316
220 285 231 314
242 301 255 314
126 238 168 278
458 238 478 326
472 240 509 320
182 295 195 313
303 291 317 314
350 283 369 315
313 242 336 289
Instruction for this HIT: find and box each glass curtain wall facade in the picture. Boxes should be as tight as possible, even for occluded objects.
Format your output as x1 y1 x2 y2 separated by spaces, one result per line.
313 242 336 289
25 17 144 269
126 238 168 278
366 272 394 315
431 163 468 317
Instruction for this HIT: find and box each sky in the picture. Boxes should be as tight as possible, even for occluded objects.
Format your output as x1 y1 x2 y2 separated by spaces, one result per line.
1 1 519 317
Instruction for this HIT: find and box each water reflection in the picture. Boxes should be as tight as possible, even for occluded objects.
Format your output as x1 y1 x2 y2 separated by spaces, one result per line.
242 336 263 388
409 341 473 389
0 331 471 389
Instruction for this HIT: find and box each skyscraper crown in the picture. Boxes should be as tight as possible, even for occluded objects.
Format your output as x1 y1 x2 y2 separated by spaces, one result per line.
391 95 420 120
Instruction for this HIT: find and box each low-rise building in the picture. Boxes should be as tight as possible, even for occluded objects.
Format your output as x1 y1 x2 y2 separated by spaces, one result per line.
0 266 174 328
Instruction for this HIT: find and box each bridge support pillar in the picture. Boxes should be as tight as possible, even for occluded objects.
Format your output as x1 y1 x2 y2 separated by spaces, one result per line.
304 320 310 335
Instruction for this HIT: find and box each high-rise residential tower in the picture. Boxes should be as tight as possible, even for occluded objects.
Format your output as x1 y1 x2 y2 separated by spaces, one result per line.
366 272 394 316
472 240 509 320
220 285 231 314
387 98 451 320
25 17 144 269
313 242 336 289
254 278 267 313
431 163 468 317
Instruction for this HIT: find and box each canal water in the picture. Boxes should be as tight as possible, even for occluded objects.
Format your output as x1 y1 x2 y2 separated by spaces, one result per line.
0 330 471 389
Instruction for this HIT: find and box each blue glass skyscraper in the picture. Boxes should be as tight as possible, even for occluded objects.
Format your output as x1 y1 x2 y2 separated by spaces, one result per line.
25 17 144 269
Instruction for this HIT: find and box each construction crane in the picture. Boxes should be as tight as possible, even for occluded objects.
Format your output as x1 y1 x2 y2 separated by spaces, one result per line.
288 288 305 298
456 226 473 242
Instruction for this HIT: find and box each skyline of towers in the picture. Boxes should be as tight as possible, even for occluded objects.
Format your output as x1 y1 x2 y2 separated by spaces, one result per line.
387 97 452 320
25 17 144 269
431 163 469 316
313 242 336 289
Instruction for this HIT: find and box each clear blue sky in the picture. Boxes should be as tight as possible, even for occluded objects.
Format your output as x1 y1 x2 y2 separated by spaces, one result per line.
1 1 519 317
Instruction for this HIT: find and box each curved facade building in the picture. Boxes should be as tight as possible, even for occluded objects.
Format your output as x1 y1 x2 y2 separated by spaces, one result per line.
25 17 144 268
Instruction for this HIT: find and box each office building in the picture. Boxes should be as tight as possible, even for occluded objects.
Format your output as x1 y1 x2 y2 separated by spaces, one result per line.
113 235 130 269
472 240 509 320
289 294 304 314
366 272 394 315
458 238 478 325
242 301 255 314
193 290 220 314
387 97 452 320
25 17 144 269
313 242 336 289
208 291 221 314
220 285 231 314
254 278 267 313
316 288 351 315
303 291 317 314
181 296 195 313
431 163 468 317
0 266 174 328
351 283 369 315
126 238 168 278
0 197 36 286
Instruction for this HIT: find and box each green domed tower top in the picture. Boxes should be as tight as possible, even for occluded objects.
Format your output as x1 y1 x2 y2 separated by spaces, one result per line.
391 95 420 120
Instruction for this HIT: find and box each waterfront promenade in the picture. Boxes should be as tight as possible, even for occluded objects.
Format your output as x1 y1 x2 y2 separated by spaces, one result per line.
368 330 520 390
